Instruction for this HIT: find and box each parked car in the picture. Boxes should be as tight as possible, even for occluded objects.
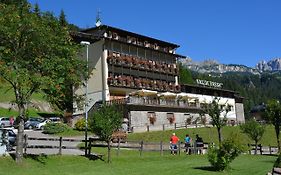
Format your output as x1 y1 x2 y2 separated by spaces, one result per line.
0 128 17 150
49 117 62 123
35 119 50 130
24 117 44 130
0 117 12 128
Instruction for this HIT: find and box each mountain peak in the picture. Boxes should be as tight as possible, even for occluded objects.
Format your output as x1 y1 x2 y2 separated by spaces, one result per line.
181 57 281 75
180 58 260 74
256 58 281 72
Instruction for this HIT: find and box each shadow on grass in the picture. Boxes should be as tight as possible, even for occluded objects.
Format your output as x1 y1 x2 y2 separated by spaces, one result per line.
193 166 218 172
9 153 48 164
82 154 105 162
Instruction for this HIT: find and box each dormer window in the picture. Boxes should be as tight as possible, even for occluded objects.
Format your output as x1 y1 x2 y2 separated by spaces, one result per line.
107 31 112 38
131 37 136 44
127 36 132 43
112 32 119 40
169 47 174 53
144 41 150 48
137 40 143 46
154 44 159 50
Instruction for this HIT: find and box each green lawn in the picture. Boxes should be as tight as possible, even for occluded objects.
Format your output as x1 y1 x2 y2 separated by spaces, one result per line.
0 107 43 117
0 82 44 102
127 125 278 146
0 152 276 175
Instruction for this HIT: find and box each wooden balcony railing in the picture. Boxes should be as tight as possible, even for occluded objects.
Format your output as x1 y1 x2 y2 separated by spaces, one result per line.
107 51 179 75
107 96 200 109
107 75 181 93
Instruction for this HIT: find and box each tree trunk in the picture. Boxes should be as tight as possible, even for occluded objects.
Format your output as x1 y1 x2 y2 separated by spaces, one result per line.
15 104 26 163
107 140 111 163
217 127 222 144
64 111 73 127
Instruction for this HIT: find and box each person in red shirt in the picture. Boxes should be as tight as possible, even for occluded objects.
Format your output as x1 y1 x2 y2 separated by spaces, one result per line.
170 133 179 155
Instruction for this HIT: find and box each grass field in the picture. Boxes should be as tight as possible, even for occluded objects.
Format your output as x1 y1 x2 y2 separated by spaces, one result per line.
0 150 276 175
0 107 44 117
0 82 44 103
127 125 278 146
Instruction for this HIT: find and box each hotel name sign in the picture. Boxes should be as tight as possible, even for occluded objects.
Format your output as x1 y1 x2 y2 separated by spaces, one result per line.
196 79 223 88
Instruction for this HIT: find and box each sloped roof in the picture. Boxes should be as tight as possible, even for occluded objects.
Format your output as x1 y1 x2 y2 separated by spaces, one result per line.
81 25 180 49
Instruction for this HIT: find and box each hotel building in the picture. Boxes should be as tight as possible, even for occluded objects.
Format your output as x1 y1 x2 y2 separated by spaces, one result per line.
72 25 245 132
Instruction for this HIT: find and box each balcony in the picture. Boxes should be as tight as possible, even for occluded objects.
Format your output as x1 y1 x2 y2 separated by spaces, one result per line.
107 51 179 76
107 75 181 93
107 95 200 109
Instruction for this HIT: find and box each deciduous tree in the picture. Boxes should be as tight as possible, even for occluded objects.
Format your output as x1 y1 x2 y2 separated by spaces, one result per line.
0 2 86 163
265 99 281 152
204 97 230 144
240 119 265 154
89 103 122 163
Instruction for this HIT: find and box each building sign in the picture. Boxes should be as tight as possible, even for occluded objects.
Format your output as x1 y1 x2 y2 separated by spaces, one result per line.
196 79 223 88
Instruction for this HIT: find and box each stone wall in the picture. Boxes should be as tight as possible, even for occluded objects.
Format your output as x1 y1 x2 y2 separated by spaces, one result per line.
130 111 201 133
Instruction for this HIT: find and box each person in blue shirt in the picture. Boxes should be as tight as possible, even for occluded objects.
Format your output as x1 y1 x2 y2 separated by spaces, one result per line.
184 134 192 154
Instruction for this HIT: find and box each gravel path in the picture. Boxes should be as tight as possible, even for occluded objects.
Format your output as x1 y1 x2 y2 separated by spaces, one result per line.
24 130 85 155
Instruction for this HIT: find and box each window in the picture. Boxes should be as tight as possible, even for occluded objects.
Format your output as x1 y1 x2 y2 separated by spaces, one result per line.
107 31 112 38
130 46 137 56
144 41 150 48
167 113 175 124
147 112 156 125
113 42 121 52
112 32 119 40
146 50 152 60
138 48 145 58
122 44 129 54
152 51 159 61
154 43 159 50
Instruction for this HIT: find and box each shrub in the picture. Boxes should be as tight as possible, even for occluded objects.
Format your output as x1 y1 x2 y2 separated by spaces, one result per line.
207 133 245 171
43 122 70 134
75 118 86 131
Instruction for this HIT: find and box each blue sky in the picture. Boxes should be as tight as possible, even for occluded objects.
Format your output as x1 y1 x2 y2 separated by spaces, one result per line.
28 0 281 67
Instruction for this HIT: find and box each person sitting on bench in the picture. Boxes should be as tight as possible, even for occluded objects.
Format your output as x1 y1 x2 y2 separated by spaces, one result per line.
195 134 204 154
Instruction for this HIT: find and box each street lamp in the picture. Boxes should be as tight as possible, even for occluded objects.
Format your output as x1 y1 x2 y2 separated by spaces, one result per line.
81 41 90 156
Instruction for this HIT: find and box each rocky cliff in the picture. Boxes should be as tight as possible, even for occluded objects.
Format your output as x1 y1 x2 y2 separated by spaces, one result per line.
256 58 281 72
180 58 260 74
181 57 281 74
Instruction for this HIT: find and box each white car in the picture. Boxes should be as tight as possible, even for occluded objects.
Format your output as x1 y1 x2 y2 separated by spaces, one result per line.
35 119 50 130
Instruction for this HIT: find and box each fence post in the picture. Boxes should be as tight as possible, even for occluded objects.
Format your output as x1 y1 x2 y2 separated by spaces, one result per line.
162 124 165 131
24 134 28 155
140 140 143 156
117 138 120 157
174 123 176 130
178 141 181 155
269 145 272 155
160 141 163 156
147 125 150 132
88 138 92 155
259 144 262 155
58 137 62 155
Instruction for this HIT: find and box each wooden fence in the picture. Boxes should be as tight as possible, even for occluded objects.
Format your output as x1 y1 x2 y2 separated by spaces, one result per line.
23 134 86 155
23 135 279 156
